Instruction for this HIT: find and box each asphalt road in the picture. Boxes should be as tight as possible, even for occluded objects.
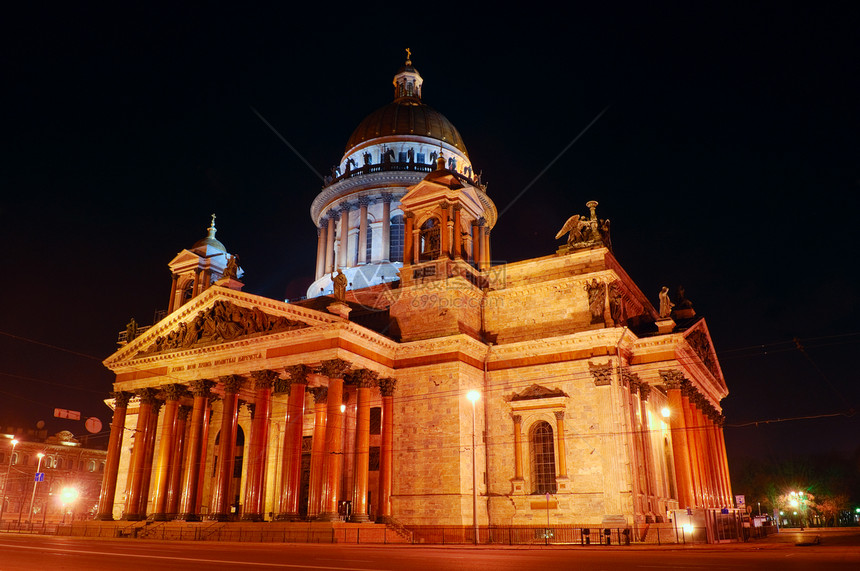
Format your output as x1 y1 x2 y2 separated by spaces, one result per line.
1 533 858 570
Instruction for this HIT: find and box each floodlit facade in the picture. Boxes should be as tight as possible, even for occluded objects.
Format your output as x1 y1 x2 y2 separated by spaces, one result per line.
96 57 732 531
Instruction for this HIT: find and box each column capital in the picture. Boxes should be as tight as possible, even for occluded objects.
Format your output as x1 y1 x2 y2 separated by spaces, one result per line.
511 413 522 424
621 367 641 388
189 379 215 398
358 195 371 206
378 377 397 397
178 404 192 421
161 383 188 401
589 361 612 386
452 203 462 212
404 210 415 219
286 364 314 385
659 369 686 389
220 374 245 394
245 401 256 419
251 369 279 390
112 391 132 408
347 369 378 388
136 387 160 406
553 410 565 421
309 386 329 404
318 358 351 379
639 383 652 401
439 201 450 211
381 192 394 204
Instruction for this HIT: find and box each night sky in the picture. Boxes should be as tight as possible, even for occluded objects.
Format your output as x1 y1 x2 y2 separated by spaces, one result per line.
2 4 858 465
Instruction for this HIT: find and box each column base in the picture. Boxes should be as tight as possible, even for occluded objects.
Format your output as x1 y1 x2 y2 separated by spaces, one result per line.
95 513 115 521
208 513 232 522
349 513 370 523
241 513 263 522
122 514 145 521
151 513 172 521
375 515 393 524
176 513 200 522
316 511 341 522
275 512 302 521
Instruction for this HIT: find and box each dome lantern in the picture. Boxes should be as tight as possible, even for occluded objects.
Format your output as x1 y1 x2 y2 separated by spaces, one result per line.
393 48 423 101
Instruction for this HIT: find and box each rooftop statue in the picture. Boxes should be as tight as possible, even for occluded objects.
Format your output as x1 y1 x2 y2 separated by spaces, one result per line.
555 201 611 251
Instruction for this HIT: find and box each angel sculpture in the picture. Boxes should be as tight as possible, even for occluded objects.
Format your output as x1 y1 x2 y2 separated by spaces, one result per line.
555 214 589 245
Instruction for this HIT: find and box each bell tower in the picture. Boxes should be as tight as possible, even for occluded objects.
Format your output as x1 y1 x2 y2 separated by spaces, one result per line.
166 214 244 314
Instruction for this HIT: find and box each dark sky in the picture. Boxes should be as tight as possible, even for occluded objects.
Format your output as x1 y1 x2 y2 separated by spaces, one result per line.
2 3 858 463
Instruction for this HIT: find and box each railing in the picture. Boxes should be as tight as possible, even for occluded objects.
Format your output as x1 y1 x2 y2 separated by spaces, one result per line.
46 522 704 545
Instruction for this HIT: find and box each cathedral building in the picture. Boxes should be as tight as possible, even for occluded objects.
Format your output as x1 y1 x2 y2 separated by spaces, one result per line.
96 56 732 533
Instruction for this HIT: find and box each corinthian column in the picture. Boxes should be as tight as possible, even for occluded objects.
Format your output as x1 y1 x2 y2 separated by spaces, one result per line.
178 379 213 520
452 204 462 259
349 369 378 522
325 215 335 275
660 370 694 509
376 377 397 523
403 212 414 266
210 375 244 520
277 365 311 520
96 391 131 520
380 194 392 262
152 384 186 520
338 206 350 270
358 197 370 265
166 404 190 517
317 358 351 521
307 386 328 518
123 388 159 520
243 370 277 521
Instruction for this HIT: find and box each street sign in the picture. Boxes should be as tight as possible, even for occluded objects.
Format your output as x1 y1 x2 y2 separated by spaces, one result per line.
85 417 102 434
54 408 81 421
34 472 44 482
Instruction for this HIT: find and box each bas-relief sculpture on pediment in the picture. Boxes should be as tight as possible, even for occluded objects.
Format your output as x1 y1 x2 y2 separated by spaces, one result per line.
508 384 568 402
686 327 719 380
137 299 308 357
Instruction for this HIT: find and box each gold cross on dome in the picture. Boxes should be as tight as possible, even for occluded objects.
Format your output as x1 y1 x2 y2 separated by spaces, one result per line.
405 47 411 63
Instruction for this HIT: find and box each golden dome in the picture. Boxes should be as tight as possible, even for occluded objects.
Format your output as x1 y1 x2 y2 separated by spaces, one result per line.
344 99 468 156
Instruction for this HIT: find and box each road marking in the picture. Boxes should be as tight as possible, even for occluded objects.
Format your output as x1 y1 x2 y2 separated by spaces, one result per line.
0 542 377 570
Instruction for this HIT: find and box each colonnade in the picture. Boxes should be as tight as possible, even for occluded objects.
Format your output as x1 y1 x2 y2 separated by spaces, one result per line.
660 370 733 509
315 196 394 279
313 196 493 282
621 370 662 519
96 359 397 523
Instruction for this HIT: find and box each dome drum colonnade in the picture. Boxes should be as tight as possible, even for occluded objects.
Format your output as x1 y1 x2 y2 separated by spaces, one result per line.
95 359 398 523
307 56 495 297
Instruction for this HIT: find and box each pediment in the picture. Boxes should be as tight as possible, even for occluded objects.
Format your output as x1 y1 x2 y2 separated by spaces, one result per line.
401 177 484 219
106 287 337 367
682 320 727 392
508 384 568 402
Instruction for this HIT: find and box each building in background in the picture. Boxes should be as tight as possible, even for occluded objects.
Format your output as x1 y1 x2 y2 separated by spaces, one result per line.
95 56 732 533
0 430 106 526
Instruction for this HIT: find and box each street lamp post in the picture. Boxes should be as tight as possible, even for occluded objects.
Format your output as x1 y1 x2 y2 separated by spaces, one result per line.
467 390 480 545
60 487 79 524
26 452 45 527
0 438 19 526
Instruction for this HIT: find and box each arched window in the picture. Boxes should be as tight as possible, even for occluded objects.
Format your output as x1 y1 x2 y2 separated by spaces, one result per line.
365 221 373 262
87 460 96 473
389 215 404 262
10 452 18 466
530 421 557 494
419 218 440 261
182 280 194 304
